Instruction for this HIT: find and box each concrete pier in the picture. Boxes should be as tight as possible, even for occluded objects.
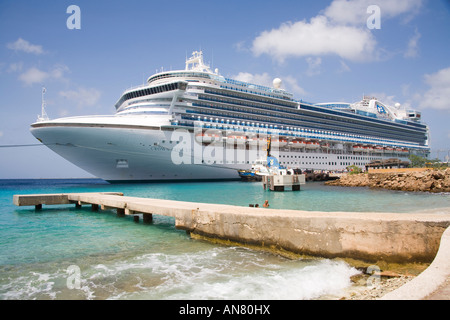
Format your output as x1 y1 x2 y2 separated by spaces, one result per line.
262 174 305 191
13 192 450 264
13 192 450 300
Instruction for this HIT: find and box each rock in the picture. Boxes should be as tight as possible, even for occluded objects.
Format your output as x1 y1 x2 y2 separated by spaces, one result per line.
325 169 450 193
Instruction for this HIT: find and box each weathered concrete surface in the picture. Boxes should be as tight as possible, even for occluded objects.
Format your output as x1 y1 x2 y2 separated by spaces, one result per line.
13 192 450 264
380 226 450 300
13 193 71 206
174 205 450 263
66 194 450 263
13 192 123 206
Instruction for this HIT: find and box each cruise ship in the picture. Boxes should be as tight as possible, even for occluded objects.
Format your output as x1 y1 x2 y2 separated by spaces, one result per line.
31 51 430 182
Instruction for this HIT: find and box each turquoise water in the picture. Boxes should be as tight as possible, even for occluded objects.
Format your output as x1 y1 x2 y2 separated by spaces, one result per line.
0 179 449 300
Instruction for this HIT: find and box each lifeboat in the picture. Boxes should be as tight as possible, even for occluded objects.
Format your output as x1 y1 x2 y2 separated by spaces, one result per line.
353 145 365 152
321 143 330 149
195 132 221 144
290 140 307 148
363 146 373 152
305 141 320 149
271 138 288 148
248 137 267 146
373 146 384 153
226 135 247 145
384 147 394 153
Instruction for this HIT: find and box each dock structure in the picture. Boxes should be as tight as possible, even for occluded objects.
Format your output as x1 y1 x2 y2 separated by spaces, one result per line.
12 192 450 265
262 174 306 191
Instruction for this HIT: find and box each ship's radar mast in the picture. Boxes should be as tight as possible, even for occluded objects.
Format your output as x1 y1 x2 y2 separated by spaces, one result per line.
185 51 212 73
37 86 49 122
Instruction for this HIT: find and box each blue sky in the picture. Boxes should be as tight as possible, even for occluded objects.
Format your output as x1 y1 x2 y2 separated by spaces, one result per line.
1 0 449 178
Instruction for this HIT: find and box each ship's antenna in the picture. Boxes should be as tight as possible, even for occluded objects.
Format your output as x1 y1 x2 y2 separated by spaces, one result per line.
38 86 49 122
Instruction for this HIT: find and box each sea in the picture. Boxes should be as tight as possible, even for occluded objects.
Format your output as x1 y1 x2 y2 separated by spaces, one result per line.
0 178 449 301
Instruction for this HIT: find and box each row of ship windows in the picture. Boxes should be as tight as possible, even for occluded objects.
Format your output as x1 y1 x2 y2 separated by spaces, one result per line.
280 155 328 159
182 115 422 150
278 161 368 166
116 82 186 109
203 89 296 109
219 85 292 102
280 154 381 161
198 160 364 166
199 92 426 137
192 99 425 142
301 104 427 131
337 156 382 161
148 72 210 83
188 105 425 144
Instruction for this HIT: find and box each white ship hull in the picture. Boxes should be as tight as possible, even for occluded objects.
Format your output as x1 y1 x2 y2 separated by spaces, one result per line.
31 115 411 182
31 118 248 182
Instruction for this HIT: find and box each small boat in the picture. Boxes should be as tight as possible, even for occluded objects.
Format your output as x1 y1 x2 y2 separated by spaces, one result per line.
226 134 247 145
305 141 320 149
290 140 306 148
373 146 384 153
271 138 288 148
195 132 221 144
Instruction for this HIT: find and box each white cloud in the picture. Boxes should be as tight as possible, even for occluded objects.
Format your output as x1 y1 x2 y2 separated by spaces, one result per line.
18 65 69 86
19 67 49 86
418 67 450 111
234 72 306 97
404 29 421 58
234 72 273 87
252 16 376 63
251 0 424 64
323 0 423 26
7 62 24 73
7 38 44 55
282 76 307 96
306 57 322 76
59 87 102 109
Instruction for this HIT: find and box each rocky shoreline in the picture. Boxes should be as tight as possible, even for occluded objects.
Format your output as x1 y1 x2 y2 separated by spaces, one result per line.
325 168 450 193
340 274 415 300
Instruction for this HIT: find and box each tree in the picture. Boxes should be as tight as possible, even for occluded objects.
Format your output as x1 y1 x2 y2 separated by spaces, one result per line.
346 165 362 175
408 154 426 168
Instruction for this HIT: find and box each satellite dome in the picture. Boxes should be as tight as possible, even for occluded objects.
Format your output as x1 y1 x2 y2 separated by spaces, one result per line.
273 78 282 89
395 103 401 108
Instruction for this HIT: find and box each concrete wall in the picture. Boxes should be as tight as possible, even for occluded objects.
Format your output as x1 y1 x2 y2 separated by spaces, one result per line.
14 193 450 264
174 206 450 263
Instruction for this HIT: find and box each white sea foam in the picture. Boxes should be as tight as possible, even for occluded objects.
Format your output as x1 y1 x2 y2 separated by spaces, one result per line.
97 248 360 300
0 247 359 300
